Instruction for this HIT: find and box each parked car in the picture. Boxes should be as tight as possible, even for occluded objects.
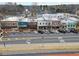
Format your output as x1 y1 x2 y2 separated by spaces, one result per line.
43 30 50 34
33 31 38 34
70 29 78 33
58 29 67 33
38 30 44 34
49 30 59 34
49 31 55 34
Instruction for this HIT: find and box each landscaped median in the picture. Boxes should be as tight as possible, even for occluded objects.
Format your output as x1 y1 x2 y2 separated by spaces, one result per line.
1 43 79 52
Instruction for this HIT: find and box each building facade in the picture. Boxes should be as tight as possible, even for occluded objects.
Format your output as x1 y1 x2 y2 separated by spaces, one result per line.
37 20 51 31
1 17 19 32
27 18 37 31
18 18 29 32
60 17 77 31
76 21 79 32
37 17 61 31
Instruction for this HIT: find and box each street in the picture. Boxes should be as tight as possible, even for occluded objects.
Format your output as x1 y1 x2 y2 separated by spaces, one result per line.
0 33 79 44
0 33 79 55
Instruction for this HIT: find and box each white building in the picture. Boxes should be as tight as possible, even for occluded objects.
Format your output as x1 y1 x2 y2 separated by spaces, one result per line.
37 17 61 31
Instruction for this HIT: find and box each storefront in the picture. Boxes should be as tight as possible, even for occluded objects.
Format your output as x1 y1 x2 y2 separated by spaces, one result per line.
18 18 29 32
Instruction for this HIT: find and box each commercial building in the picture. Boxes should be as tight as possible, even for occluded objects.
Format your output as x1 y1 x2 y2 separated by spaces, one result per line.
0 13 78 33
60 17 78 31
37 17 61 31
76 21 79 32
37 19 51 31
1 17 19 32
28 18 37 31
18 18 29 32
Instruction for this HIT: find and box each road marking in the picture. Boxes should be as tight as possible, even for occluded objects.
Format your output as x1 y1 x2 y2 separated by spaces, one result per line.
22 38 25 39
26 40 31 44
58 37 65 43
8 38 10 40
15 38 18 40
60 40 65 43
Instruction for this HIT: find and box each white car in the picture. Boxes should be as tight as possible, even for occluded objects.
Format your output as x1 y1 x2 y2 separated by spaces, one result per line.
33 31 38 34
50 30 59 34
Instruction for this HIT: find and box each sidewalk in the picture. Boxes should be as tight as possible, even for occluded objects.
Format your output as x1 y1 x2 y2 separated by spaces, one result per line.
1 43 79 52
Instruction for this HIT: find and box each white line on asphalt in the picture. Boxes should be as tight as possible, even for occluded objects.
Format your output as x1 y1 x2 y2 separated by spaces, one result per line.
26 40 31 44
15 38 18 40
58 37 65 43
22 38 25 39
8 38 10 40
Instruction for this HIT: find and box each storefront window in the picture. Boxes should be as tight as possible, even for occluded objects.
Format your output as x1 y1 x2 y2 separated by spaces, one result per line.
68 25 70 27
40 23 41 25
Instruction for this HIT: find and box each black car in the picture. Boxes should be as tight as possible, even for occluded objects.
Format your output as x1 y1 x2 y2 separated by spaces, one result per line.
58 30 67 33
38 30 44 34
70 29 78 33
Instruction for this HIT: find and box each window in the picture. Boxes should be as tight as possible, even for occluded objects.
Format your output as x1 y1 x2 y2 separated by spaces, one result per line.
44 27 46 29
40 23 41 25
49 23 50 25
68 25 70 27
71 25 72 27
73 25 74 27
46 23 47 25
13 23 15 25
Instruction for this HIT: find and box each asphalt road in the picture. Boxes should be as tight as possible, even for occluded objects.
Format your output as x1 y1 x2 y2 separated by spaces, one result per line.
0 33 79 44
1 33 79 56
5 33 79 38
